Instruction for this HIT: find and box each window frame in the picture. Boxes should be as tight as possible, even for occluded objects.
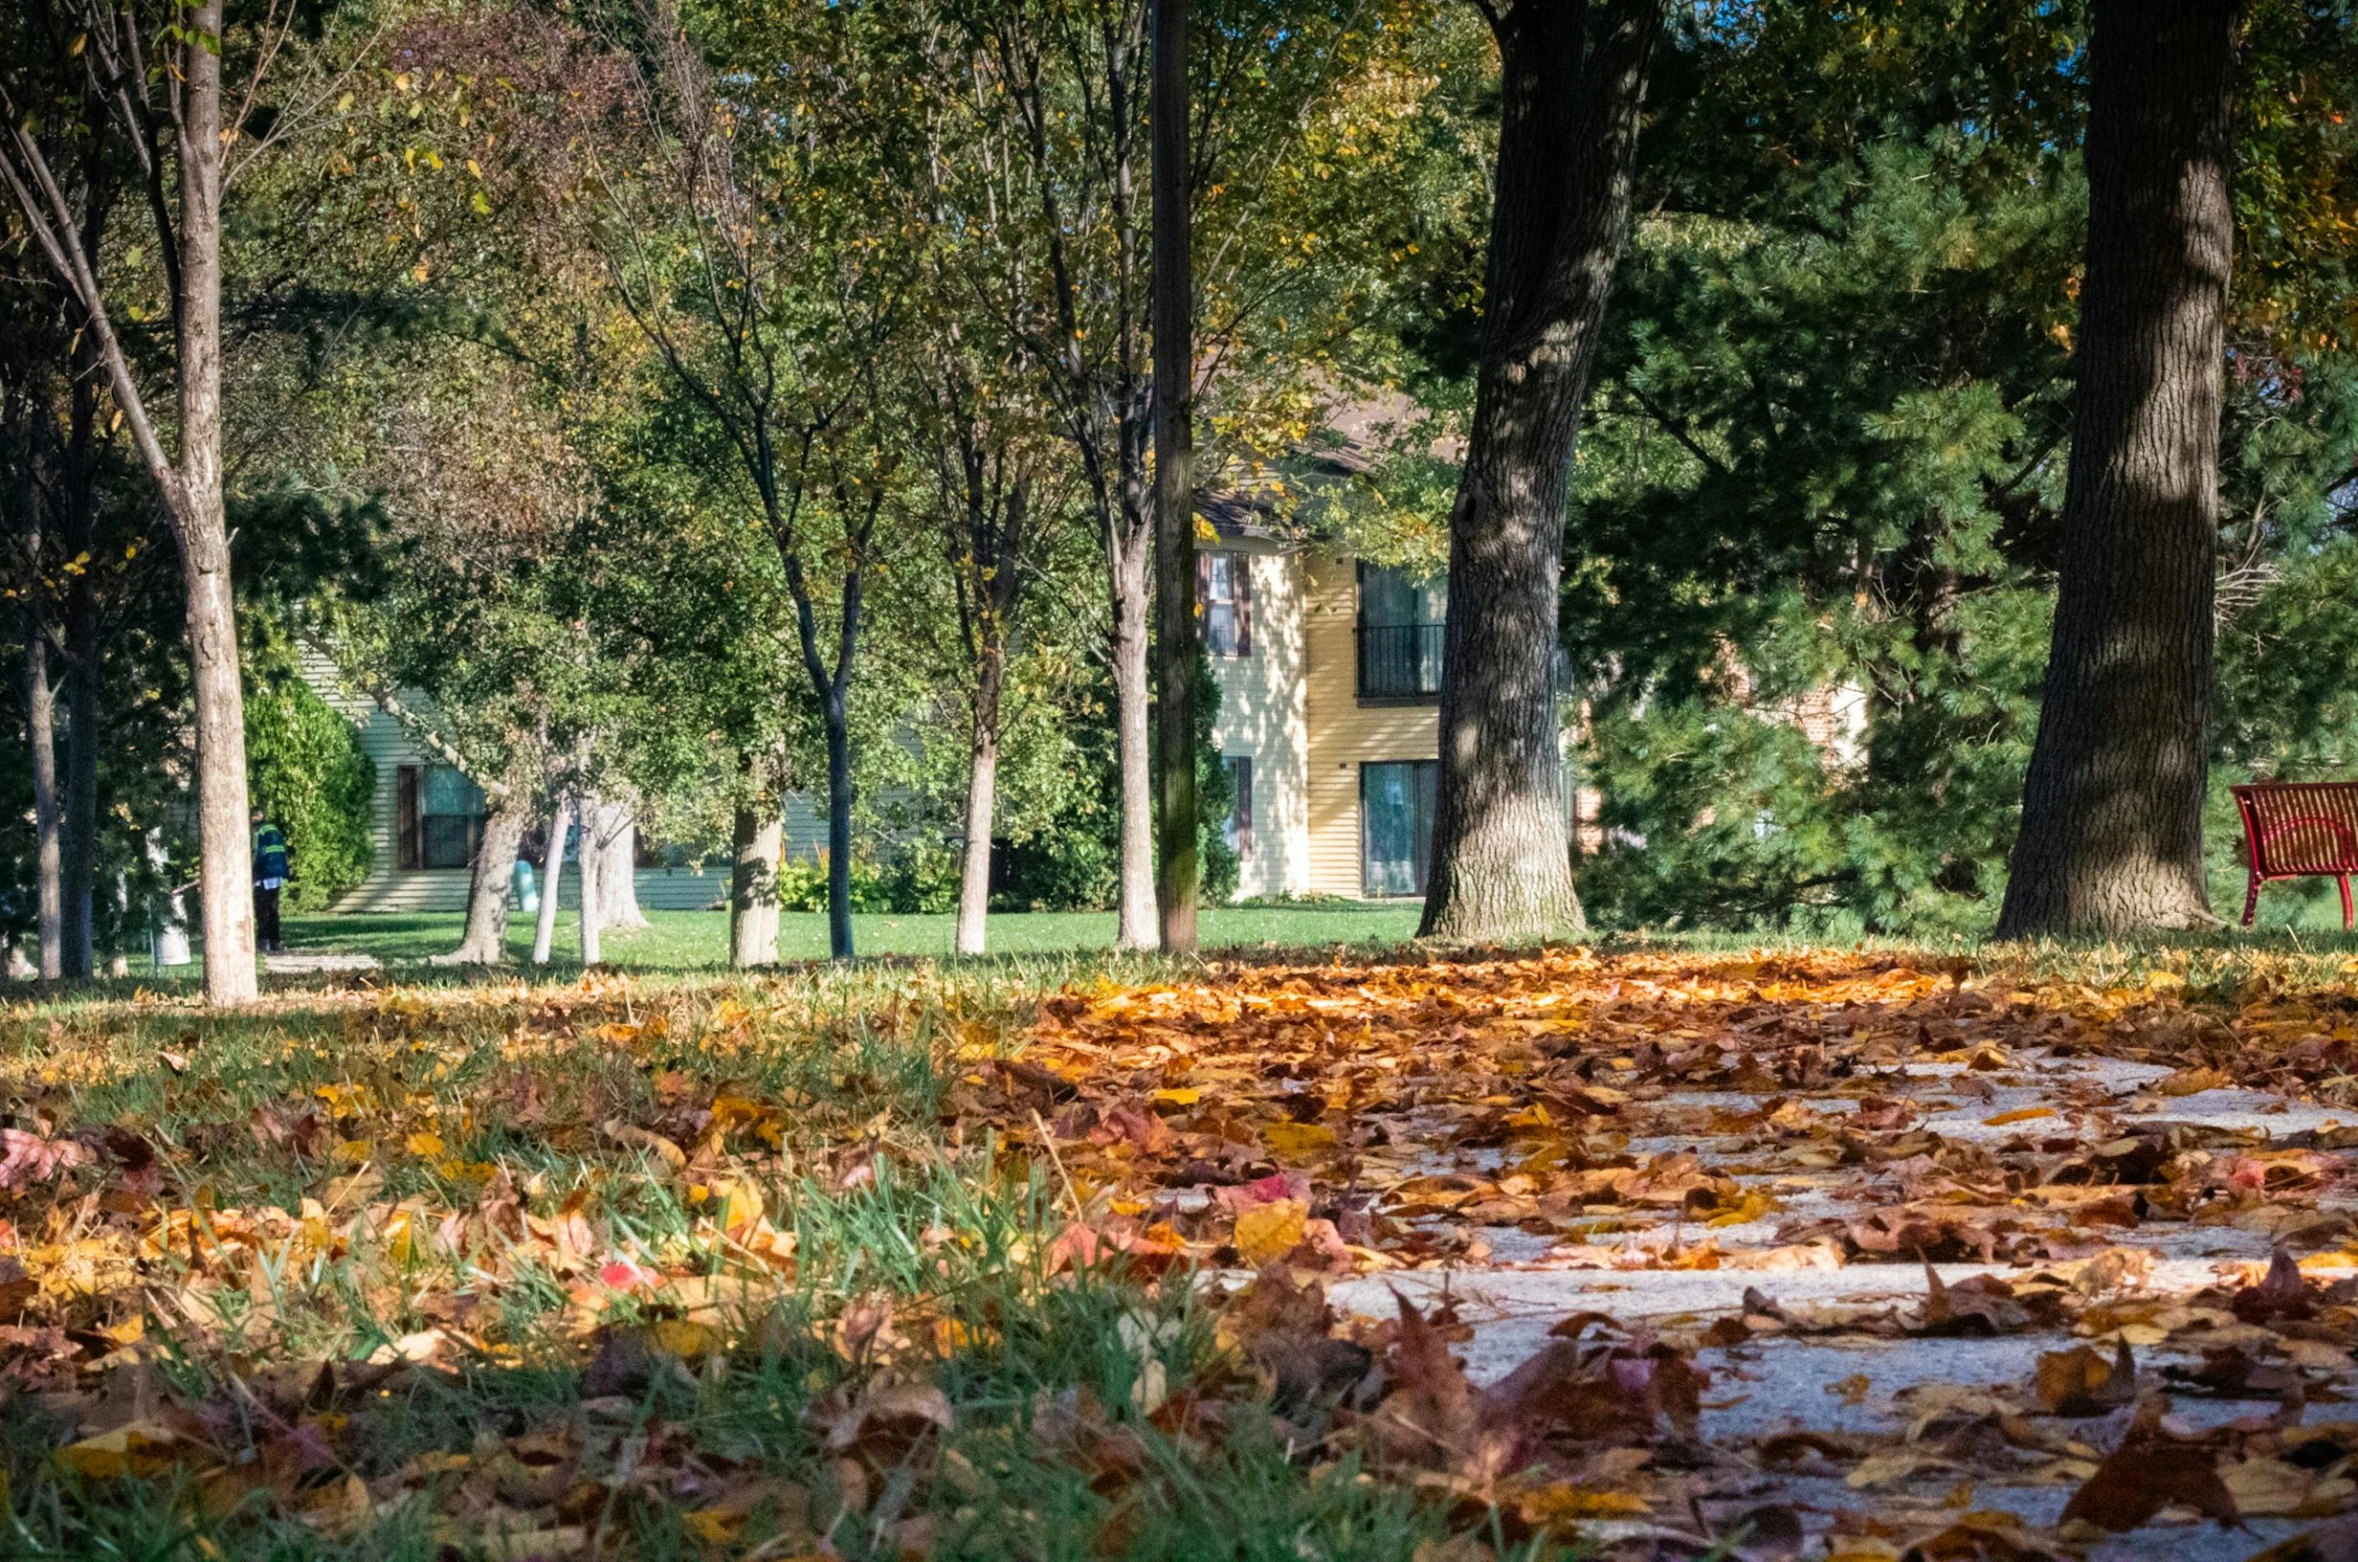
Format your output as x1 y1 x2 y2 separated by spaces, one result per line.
1354 563 1446 702
1198 550 1253 658
1359 759 1438 898
395 762 490 871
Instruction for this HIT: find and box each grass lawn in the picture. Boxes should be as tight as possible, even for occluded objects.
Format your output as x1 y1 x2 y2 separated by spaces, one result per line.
274 902 1424 970
1 938 2357 1557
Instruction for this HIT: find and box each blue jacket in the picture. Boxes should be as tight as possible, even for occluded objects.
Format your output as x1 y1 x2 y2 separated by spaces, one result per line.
253 824 290 883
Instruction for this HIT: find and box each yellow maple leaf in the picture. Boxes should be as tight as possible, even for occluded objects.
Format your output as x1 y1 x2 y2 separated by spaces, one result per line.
1233 1199 1307 1266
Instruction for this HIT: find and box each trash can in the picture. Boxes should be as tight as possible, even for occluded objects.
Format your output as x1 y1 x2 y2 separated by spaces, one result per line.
512 858 540 915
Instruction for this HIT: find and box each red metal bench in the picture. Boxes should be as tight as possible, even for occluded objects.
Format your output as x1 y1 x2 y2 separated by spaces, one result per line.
2231 781 2358 928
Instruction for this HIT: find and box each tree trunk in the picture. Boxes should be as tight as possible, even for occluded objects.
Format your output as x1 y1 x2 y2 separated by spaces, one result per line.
1151 0 1199 955
1997 0 2238 936
730 802 781 968
1112 545 1157 948
26 633 63 982
822 697 855 961
178 0 256 1005
1418 0 1661 945
442 803 526 963
956 659 1002 957
60 336 100 981
586 799 648 932
60 589 98 979
577 815 603 967
533 796 568 966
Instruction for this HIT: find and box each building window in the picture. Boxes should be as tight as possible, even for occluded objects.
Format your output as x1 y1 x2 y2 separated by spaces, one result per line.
396 763 489 870
1199 551 1252 657
1361 760 1437 898
1356 564 1446 699
1224 755 1254 862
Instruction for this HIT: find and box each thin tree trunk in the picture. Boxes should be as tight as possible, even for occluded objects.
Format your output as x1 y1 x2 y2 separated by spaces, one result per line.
577 814 603 967
823 698 854 961
730 802 781 968
1418 0 1661 945
956 661 1002 957
179 0 256 1005
60 337 100 981
1150 0 1198 955
533 796 568 965
1112 546 1157 947
26 633 63 982
60 590 98 979
1998 0 2238 937
442 803 526 963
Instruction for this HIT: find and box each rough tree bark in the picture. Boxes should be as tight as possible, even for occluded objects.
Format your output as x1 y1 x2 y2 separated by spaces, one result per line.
442 804 526 964
1150 0 1198 954
172 0 258 1003
1112 546 1156 947
730 802 781 968
0 0 258 1002
1997 0 2240 937
26 633 63 981
1418 0 1662 945
585 799 649 932
531 796 568 966
576 815 603 967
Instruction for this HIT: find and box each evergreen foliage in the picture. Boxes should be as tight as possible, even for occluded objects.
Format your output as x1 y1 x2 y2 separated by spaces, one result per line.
242 642 376 912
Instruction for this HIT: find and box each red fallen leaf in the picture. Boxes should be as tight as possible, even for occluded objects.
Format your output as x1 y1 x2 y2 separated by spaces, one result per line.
0 1127 89 1189
1088 1106 1173 1154
2059 1441 2236 1532
1212 1172 1311 1213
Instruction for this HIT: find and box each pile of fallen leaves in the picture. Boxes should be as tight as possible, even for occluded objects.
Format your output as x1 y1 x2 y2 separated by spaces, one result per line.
4 946 2358 1558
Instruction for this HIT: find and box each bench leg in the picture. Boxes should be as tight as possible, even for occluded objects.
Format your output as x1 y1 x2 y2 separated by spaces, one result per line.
2343 876 2353 932
2243 874 2261 927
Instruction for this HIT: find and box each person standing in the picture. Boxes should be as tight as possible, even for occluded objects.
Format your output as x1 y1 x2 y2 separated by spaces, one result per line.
251 810 290 954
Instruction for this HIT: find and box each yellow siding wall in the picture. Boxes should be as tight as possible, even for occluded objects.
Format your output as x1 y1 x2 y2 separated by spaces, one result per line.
297 652 729 913
1207 544 1310 898
1299 549 1438 898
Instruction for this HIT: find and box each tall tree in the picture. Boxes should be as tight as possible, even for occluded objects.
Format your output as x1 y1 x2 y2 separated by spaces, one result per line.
594 4 902 962
0 0 335 1002
1997 0 2242 935
1418 0 1665 943
1150 0 1198 952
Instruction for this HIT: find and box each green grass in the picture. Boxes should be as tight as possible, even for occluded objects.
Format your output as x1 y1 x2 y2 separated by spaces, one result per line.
269 903 1423 971
0 959 1488 1562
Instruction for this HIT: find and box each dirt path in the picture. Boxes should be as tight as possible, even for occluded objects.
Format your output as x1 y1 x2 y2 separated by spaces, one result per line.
995 949 2358 1561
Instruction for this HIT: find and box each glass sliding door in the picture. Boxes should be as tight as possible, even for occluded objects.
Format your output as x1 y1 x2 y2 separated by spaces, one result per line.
1361 760 1438 897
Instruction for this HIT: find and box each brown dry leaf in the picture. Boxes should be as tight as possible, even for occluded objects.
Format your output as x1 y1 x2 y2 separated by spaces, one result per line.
2033 1340 2136 1416
1366 1296 1488 1474
2059 1441 2237 1532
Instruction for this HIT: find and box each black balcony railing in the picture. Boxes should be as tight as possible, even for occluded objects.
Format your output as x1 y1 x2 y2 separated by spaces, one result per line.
1356 622 1445 699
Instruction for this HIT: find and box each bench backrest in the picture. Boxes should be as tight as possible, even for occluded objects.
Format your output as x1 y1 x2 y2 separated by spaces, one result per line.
2232 782 2358 876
